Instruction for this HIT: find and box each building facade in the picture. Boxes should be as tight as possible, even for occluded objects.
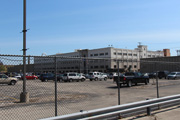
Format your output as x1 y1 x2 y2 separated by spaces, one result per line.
140 56 180 73
34 45 164 73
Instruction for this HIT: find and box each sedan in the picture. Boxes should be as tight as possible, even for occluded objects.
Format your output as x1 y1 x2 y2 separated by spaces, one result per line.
21 75 38 80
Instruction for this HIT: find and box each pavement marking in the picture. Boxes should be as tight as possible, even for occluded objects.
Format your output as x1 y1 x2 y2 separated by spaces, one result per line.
0 94 19 102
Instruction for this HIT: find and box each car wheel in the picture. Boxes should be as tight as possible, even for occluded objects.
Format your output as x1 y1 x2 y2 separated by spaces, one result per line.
127 80 132 87
81 78 85 82
10 81 16 85
69 79 73 82
59 79 63 82
45 79 48 82
34 77 36 80
95 78 98 81
104 77 107 81
145 79 148 85
174 77 176 80
90 79 92 81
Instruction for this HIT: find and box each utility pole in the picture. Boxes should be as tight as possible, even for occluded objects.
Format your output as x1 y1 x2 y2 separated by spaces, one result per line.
20 0 29 103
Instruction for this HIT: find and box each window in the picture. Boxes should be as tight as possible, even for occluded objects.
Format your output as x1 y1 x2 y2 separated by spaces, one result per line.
99 53 104 56
134 65 137 68
100 65 104 68
114 65 116 68
114 52 116 55
90 54 93 57
69 73 76 76
118 53 122 55
123 53 127 56
105 52 108 55
133 54 137 56
124 65 127 68
128 53 132 56
94 54 98 56
94 66 98 68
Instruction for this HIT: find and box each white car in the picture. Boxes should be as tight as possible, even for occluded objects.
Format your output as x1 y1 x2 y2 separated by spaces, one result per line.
63 73 86 82
89 72 108 81
0 74 18 85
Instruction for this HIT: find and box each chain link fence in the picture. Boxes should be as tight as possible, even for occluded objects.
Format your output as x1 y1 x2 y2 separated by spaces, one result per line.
1 54 180 120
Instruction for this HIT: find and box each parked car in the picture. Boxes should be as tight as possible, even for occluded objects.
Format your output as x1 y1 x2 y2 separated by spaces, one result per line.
113 72 149 87
108 72 118 79
167 72 180 80
0 74 18 85
39 73 55 82
24 75 38 80
89 72 108 81
158 71 169 79
63 73 86 82
14 74 22 80
57 74 63 82
148 72 157 79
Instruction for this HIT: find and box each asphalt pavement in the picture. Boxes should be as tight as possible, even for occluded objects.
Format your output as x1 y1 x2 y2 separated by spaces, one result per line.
122 105 180 120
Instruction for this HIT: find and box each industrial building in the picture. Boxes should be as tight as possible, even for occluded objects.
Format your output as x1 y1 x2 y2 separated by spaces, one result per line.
34 45 165 73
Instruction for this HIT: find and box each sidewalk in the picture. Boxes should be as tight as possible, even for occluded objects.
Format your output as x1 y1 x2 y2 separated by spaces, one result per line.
122 105 180 120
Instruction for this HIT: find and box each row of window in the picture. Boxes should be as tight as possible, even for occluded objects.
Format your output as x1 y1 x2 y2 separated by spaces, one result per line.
114 65 137 69
114 52 138 56
90 52 109 57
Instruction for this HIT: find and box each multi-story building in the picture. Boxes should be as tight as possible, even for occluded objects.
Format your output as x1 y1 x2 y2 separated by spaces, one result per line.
34 45 164 73
140 56 180 73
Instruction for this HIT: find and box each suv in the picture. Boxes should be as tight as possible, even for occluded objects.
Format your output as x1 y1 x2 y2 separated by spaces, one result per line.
89 72 108 81
63 73 86 82
39 73 55 82
0 74 18 85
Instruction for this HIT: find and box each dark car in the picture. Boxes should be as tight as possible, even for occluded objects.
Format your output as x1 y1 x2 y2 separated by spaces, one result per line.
148 72 157 79
39 73 55 82
158 71 169 79
57 74 63 82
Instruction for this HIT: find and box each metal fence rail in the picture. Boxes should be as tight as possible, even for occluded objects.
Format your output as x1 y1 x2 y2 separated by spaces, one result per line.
41 94 180 120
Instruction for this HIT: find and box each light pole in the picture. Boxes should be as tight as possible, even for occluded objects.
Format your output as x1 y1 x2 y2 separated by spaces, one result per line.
20 0 29 103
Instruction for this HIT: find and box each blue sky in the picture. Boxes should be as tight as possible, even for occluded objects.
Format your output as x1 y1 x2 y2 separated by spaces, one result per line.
1 0 180 56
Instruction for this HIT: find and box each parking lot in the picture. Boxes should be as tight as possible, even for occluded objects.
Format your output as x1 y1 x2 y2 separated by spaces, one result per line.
1 78 180 120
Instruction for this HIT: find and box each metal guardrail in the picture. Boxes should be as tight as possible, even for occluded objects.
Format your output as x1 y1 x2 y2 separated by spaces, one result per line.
40 94 180 120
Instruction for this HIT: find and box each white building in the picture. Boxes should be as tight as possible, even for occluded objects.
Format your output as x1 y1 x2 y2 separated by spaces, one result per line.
34 45 164 73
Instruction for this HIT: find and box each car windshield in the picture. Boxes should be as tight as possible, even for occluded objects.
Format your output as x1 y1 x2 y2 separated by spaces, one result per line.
63 74 67 76
169 73 176 75
89 73 93 75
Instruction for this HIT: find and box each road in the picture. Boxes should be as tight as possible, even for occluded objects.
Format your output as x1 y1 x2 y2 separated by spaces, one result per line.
1 78 180 120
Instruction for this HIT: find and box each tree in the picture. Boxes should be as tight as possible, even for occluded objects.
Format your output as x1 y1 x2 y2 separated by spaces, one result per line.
0 65 7 72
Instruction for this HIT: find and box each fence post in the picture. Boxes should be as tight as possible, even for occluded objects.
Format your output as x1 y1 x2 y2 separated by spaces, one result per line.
117 60 120 105
146 98 151 116
20 0 29 103
54 56 58 116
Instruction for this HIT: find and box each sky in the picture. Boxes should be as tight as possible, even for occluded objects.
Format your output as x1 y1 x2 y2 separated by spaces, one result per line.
1 0 180 56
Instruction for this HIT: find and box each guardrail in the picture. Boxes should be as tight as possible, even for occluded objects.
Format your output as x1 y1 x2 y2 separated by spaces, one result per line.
40 94 180 120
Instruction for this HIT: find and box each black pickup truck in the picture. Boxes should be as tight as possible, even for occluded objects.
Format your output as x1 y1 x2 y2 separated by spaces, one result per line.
113 72 149 87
